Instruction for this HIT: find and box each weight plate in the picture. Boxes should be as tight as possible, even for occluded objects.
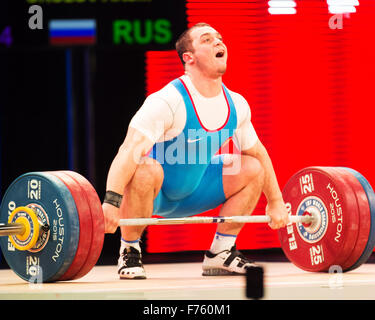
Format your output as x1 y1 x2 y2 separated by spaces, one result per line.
50 172 93 281
278 167 359 272
340 167 375 271
61 171 104 279
0 172 79 282
325 167 370 271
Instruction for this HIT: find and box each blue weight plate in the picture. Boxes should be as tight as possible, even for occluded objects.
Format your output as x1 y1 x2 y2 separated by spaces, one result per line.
340 167 375 271
0 172 79 282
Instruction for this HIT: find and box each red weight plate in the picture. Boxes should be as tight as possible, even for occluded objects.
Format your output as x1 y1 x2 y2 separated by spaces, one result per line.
61 171 104 280
278 167 359 272
49 171 93 281
330 167 370 271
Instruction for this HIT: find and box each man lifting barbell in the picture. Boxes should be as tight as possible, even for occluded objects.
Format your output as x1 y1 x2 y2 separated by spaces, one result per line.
0 26 374 286
102 22 290 279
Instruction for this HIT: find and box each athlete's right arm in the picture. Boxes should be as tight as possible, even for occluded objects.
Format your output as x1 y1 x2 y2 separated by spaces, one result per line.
102 88 176 233
103 127 155 233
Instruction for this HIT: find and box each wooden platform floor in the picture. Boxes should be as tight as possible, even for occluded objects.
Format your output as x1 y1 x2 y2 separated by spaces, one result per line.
0 262 375 300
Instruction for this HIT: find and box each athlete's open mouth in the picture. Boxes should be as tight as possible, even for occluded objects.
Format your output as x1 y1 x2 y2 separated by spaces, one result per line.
216 51 225 58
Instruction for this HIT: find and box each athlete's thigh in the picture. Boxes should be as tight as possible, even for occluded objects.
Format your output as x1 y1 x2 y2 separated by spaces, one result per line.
222 154 262 198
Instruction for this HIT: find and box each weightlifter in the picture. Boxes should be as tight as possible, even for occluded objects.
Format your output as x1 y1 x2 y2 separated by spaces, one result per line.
102 23 289 279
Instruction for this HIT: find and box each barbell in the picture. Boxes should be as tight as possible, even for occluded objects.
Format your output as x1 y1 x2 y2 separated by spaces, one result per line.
0 166 374 282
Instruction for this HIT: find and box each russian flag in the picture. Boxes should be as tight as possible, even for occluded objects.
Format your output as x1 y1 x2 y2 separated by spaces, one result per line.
49 20 96 46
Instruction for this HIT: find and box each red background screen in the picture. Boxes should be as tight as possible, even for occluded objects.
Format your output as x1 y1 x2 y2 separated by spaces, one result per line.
145 0 375 253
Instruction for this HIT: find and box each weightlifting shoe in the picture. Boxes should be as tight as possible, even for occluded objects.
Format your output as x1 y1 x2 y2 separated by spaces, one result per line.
117 246 146 279
202 245 257 276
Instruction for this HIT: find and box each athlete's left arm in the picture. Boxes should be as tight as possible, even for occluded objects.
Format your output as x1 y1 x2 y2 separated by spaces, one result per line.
242 140 289 229
233 93 289 229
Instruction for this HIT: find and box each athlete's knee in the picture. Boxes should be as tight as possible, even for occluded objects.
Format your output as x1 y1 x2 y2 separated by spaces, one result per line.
241 156 264 183
130 159 164 194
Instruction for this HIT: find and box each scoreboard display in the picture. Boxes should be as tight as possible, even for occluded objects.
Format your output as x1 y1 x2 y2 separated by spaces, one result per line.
0 0 186 50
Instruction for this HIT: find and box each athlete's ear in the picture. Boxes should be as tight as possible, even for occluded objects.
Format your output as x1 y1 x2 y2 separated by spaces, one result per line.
182 52 194 65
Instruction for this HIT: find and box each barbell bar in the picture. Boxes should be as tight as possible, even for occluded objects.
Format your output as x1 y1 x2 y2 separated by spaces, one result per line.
0 212 315 237
117 214 314 226
0 223 25 237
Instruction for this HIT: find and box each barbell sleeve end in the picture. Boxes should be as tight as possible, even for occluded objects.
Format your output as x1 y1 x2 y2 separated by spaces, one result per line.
0 223 26 237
